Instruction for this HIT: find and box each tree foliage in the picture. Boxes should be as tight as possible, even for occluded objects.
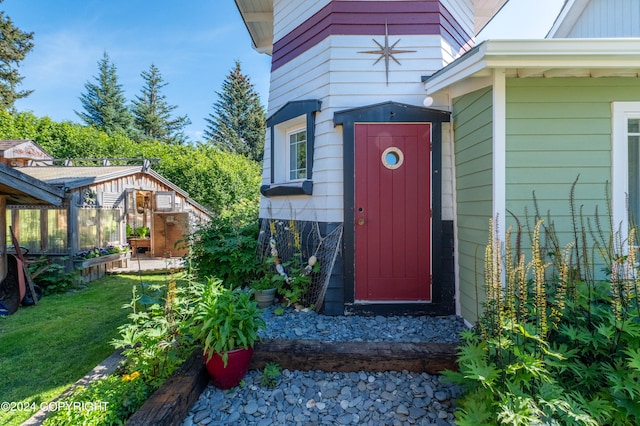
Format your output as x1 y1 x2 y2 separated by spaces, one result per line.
131 64 190 144
0 0 34 110
0 111 260 216
76 52 133 136
204 60 265 162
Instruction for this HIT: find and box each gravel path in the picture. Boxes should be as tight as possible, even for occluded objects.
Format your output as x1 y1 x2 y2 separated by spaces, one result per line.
182 307 466 426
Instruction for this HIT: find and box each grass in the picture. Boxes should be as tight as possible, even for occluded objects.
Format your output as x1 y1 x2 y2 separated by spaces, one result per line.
0 273 171 426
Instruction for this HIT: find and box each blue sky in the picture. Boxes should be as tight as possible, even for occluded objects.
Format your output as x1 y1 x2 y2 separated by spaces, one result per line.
2 0 564 142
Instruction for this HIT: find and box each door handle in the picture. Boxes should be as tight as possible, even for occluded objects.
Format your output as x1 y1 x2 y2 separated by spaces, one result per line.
357 218 365 226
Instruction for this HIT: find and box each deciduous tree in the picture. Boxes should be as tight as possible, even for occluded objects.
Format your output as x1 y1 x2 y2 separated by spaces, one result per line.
204 60 265 162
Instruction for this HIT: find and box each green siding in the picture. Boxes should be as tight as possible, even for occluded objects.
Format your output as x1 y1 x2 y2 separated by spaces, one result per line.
453 86 493 323
505 77 640 275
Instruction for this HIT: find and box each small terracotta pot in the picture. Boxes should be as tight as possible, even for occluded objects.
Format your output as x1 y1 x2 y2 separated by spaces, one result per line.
204 347 254 389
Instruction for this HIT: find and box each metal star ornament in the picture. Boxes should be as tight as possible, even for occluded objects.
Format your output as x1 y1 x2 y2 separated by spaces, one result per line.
359 21 416 85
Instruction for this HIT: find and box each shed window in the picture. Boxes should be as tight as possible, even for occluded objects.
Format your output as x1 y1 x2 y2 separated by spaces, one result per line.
78 207 123 250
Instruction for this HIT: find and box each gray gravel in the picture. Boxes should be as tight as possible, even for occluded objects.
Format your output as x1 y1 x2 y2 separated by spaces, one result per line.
182 307 466 425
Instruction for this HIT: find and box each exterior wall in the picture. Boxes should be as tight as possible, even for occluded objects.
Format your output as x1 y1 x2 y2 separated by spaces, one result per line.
261 33 458 223
261 0 474 224
452 86 493 323
271 1 474 71
504 77 640 251
272 0 331 43
559 0 640 38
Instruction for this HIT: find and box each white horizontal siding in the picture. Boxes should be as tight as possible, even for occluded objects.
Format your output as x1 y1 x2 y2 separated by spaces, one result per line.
273 0 331 43
566 0 640 38
441 0 474 37
262 33 453 223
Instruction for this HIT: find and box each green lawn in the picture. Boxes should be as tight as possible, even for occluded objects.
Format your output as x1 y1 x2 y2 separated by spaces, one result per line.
0 274 155 426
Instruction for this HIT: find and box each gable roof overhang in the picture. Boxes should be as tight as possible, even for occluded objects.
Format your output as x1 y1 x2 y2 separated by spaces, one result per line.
234 0 273 55
0 163 64 206
235 0 507 56
423 38 640 99
546 0 588 38
17 165 211 216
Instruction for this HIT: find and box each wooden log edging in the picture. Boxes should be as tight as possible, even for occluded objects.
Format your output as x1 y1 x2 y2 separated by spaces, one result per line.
250 339 459 374
126 350 209 426
128 339 459 425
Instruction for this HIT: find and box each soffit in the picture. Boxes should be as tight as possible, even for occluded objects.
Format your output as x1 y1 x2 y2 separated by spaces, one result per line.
425 39 640 96
473 0 509 35
234 0 273 54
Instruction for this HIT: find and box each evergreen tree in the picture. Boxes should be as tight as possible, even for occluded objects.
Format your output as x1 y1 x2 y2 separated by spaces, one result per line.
0 0 34 110
76 52 133 136
204 60 265 162
131 63 190 144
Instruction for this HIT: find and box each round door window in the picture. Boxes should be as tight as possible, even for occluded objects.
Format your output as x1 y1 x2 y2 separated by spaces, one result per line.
381 147 404 170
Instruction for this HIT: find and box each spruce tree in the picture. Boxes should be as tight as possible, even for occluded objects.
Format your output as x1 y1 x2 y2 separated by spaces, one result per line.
0 0 34 110
76 52 133 136
131 63 190 144
204 60 265 162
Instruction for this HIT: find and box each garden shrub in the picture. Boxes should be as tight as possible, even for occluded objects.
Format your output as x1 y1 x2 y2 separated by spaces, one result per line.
446 215 640 426
189 203 260 288
43 274 203 425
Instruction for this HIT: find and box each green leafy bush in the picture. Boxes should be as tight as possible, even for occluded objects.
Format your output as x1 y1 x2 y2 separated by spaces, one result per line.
446 217 640 426
191 278 266 365
30 258 79 295
190 217 261 288
42 373 150 426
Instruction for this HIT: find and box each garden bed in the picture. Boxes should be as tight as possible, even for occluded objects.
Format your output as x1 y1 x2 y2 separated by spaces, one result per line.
74 253 130 283
127 339 458 425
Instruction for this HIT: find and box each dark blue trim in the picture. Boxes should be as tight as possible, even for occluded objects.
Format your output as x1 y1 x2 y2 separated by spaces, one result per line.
333 101 453 314
266 99 322 189
260 180 313 197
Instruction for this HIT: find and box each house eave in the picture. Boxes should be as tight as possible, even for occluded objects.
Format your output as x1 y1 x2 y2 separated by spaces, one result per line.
234 0 273 55
424 39 640 97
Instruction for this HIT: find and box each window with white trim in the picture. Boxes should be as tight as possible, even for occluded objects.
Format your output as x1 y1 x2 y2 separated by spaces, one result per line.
612 102 640 234
287 127 307 181
263 99 320 197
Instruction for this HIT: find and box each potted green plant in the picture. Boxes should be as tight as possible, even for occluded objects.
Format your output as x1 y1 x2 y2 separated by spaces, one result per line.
250 275 277 308
192 278 266 389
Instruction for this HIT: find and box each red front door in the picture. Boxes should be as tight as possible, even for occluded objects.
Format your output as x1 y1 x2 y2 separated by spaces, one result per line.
354 123 431 301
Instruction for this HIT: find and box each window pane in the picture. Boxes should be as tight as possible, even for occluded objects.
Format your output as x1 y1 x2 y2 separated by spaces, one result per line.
101 209 121 245
18 209 41 252
47 209 67 254
289 130 306 180
78 208 99 250
629 119 640 134
629 134 640 224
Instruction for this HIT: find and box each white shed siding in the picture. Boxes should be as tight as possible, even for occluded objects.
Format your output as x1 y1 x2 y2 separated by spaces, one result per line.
562 0 640 38
273 0 331 43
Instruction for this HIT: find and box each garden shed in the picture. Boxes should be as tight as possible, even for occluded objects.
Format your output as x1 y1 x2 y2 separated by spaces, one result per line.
0 140 210 282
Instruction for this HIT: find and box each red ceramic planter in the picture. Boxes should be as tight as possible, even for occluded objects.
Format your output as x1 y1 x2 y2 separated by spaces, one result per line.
204 347 254 389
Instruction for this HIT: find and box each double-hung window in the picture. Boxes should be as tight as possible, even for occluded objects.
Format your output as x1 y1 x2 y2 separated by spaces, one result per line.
288 128 307 181
262 99 321 197
612 102 640 233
